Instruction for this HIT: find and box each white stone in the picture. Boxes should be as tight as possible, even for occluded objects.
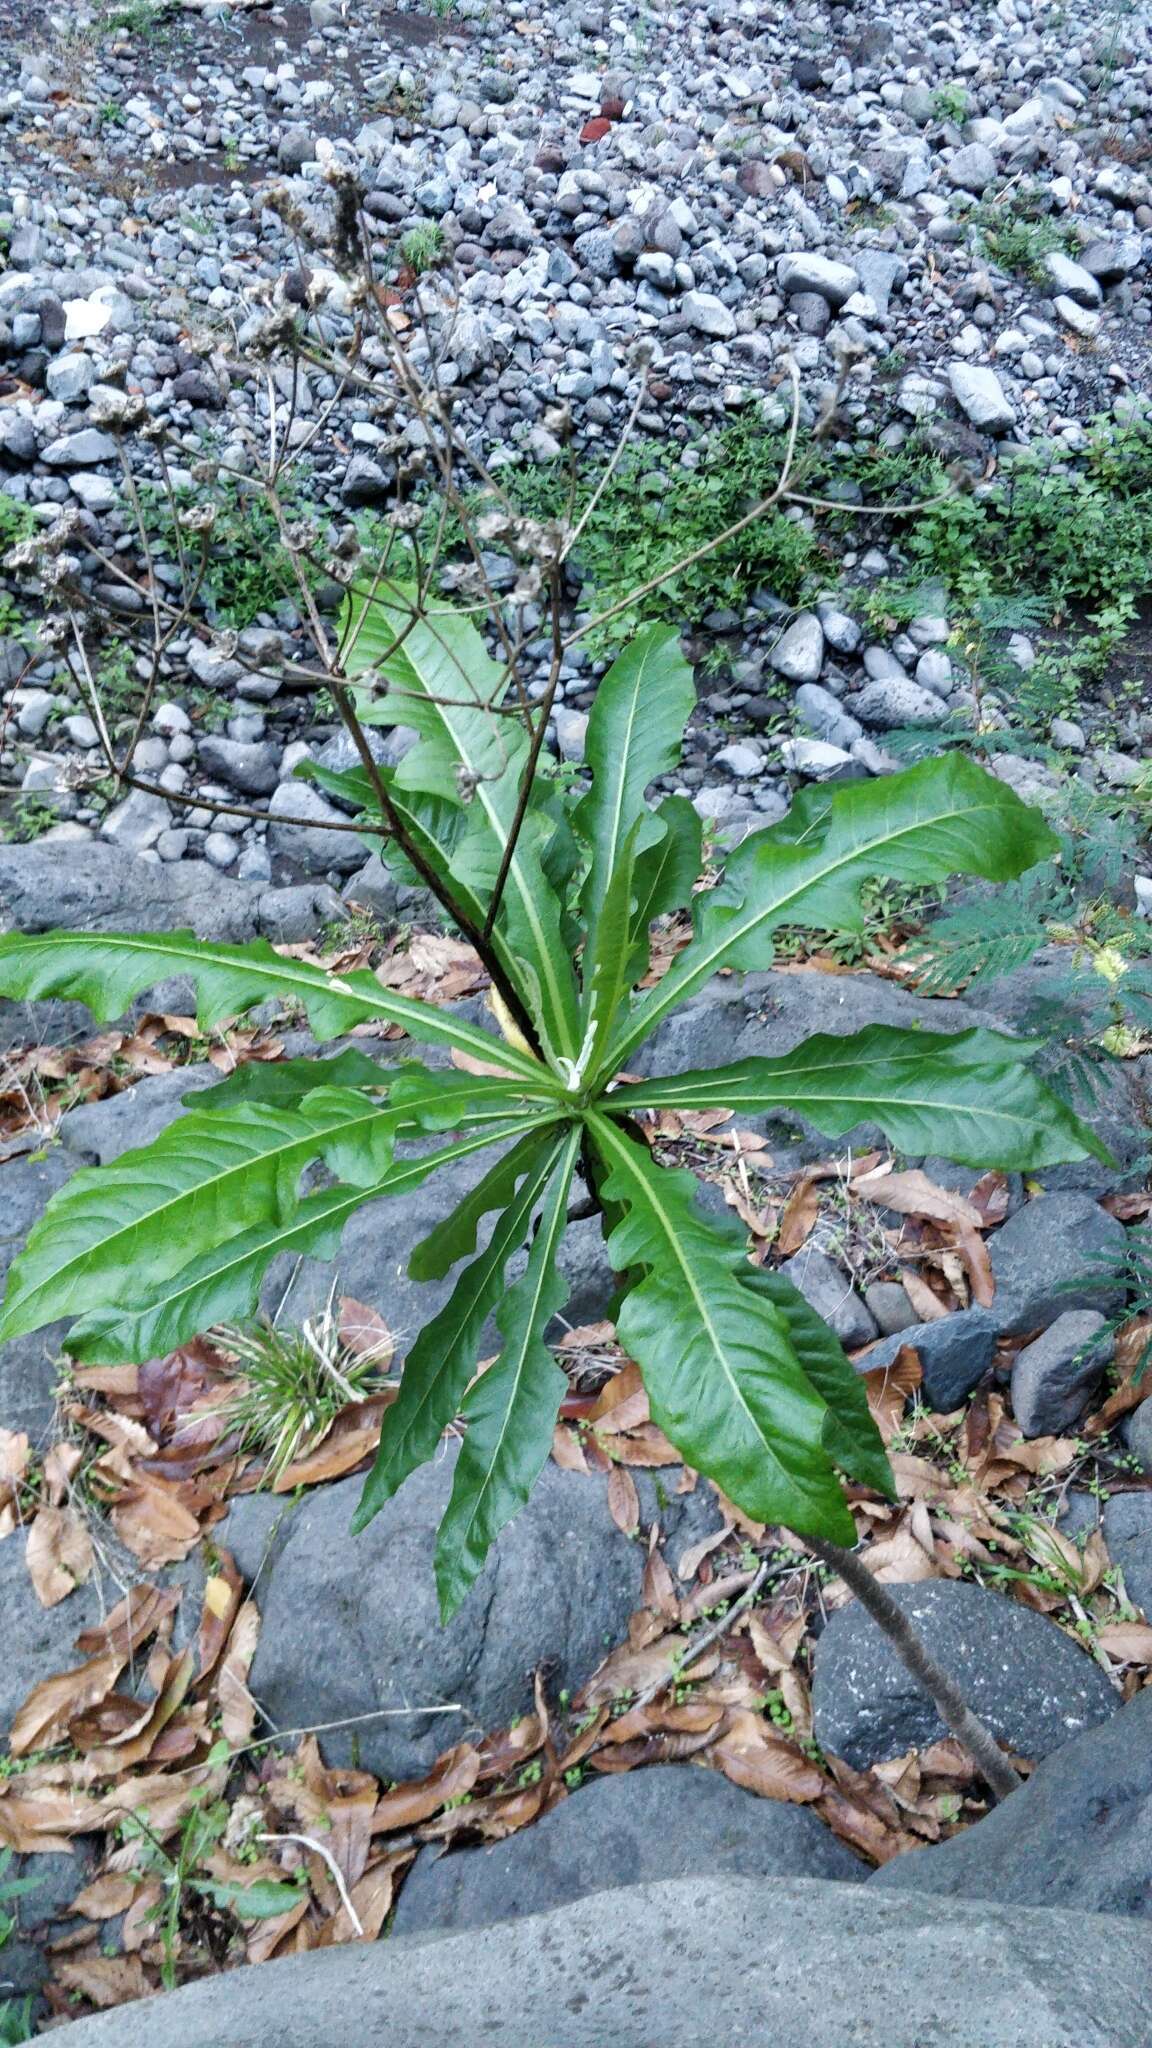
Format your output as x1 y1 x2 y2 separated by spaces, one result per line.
776 254 859 307
1053 296 1100 338
681 291 736 339
915 650 953 696
779 738 854 779
767 612 825 683
101 789 171 852
949 363 1016 432
715 741 763 779
816 605 861 655
947 143 998 194
68 473 116 512
1043 252 1103 307
153 701 192 737
63 296 112 341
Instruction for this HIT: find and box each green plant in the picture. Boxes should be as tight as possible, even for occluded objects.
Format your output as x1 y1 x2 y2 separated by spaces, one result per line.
95 0 164 34
98 101 126 128
1 795 60 846
506 412 820 652
0 599 1107 1636
217 1295 394 1482
399 222 446 275
120 1787 304 1990
970 191 1078 282
931 83 971 122
0 1849 40 2045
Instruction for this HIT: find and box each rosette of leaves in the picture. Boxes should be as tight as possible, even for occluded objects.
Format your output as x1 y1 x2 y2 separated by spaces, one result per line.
0 590 1107 1619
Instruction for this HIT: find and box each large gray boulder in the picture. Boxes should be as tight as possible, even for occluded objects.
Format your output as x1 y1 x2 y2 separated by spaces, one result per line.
987 1193 1126 1334
392 1764 865 1935
228 1456 649 1782
0 840 341 944
873 1685 1152 1916
0 1147 75 1440
812 1579 1118 1769
55 1876 1152 2048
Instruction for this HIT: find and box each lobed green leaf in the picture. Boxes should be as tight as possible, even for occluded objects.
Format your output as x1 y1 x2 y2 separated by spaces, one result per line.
433 1126 581 1618
65 1120 551 1364
609 1023 1110 1170
354 1127 572 1536
0 928 552 1082
605 755 1060 1076
585 1113 857 1542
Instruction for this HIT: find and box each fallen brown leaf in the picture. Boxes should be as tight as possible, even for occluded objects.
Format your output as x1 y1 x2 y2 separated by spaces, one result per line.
371 1743 481 1832
337 1298 394 1367
218 1600 261 1748
273 1393 393 1492
70 1874 140 1921
860 1345 922 1442
9 1652 126 1757
1097 1622 1152 1662
712 1713 824 1803
776 1176 823 1257
75 1584 181 1661
607 1465 640 1536
26 1506 95 1608
52 1953 152 2009
110 1479 201 1567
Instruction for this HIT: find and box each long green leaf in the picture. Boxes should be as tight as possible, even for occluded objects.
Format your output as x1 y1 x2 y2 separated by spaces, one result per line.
0 1069 546 1344
340 581 581 1061
183 1049 389 1114
354 1127 571 1534
433 1127 581 1618
607 755 1059 1074
65 1121 550 1363
408 1127 557 1282
740 1267 893 1497
608 1023 1109 1170
586 1113 855 1542
630 794 703 935
580 819 644 1081
0 929 553 1084
0 1093 398 1343
385 1063 558 1135
575 624 695 970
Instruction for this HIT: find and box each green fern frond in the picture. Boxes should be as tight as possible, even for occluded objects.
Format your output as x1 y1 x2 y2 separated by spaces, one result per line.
904 883 1056 992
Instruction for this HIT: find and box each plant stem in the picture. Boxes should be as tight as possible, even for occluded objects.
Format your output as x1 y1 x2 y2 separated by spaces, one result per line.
805 1537 1023 1804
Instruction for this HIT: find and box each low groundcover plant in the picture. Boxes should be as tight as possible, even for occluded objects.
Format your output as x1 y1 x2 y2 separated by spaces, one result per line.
0 599 1106 1631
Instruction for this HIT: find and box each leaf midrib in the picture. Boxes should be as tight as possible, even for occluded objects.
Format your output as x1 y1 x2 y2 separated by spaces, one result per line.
606 786 1026 1072
76 1120 551 1340
588 1115 793 1480
449 1129 577 1557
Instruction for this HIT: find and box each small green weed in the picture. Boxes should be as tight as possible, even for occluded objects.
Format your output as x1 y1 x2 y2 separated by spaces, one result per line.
931 83 971 122
1 795 60 846
968 188 1079 282
399 221 446 275
120 1783 305 1991
95 0 165 35
0 1848 41 2045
